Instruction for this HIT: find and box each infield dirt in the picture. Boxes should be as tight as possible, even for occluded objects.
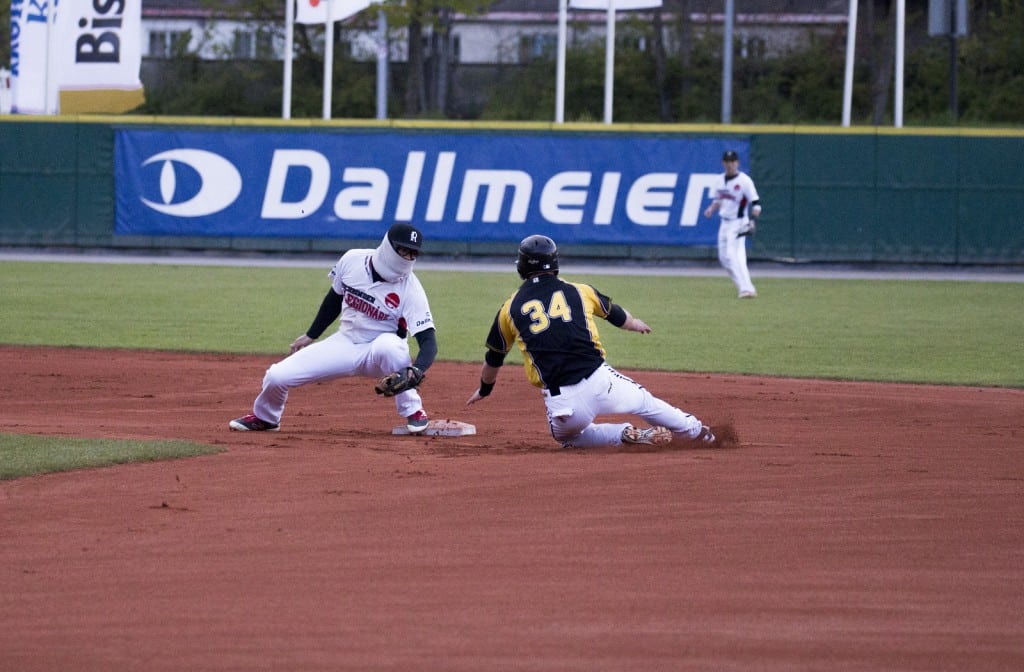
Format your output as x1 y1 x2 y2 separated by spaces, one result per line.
2 345 1022 671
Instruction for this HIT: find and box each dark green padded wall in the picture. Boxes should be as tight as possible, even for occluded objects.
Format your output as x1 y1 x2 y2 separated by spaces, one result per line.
1 119 1021 265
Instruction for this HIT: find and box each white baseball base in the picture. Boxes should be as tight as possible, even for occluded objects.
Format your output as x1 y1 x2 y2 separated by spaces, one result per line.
392 419 477 436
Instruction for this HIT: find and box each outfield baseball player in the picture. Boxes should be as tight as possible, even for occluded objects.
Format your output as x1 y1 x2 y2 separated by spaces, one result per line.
704 149 762 298
466 234 716 449
229 223 436 433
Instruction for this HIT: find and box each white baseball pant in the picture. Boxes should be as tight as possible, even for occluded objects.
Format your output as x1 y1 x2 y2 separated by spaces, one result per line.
718 217 756 296
542 363 704 448
253 331 422 425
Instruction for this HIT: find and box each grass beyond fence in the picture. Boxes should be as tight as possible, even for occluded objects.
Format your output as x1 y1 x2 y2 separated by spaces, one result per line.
1 260 1021 388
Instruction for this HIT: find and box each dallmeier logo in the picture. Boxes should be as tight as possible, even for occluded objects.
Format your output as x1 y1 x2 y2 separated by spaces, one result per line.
139 147 717 228
141 149 242 217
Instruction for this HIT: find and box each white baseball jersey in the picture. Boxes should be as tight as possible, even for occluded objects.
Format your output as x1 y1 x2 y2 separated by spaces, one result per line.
329 249 434 344
710 171 759 220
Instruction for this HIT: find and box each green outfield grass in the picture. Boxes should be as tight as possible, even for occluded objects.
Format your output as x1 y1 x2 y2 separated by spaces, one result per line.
2 260 1021 387
2 259 1020 479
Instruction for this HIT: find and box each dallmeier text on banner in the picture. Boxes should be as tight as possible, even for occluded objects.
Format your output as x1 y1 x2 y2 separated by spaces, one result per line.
115 128 747 247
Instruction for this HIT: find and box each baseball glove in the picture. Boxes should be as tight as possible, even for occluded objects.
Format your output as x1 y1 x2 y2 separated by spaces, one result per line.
737 218 757 237
374 366 425 397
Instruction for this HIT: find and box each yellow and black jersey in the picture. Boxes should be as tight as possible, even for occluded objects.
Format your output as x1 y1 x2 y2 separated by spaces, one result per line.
485 275 615 391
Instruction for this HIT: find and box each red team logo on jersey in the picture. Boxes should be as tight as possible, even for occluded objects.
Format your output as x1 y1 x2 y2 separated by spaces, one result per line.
385 293 401 309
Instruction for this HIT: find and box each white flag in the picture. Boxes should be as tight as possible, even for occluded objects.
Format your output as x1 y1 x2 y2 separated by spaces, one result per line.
9 0 144 114
56 0 145 113
296 0 378 25
568 0 662 9
9 0 53 114
296 0 328 24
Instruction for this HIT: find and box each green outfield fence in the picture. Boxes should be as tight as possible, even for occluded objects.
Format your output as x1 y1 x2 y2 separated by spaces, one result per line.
1 117 1022 266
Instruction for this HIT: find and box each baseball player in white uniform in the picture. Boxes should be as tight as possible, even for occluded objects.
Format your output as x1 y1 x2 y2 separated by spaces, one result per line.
704 149 762 299
229 223 437 433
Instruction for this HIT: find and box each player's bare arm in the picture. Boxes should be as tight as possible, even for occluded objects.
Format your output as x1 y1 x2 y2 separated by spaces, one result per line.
289 334 315 353
467 355 504 405
606 303 651 334
621 313 652 334
290 287 344 353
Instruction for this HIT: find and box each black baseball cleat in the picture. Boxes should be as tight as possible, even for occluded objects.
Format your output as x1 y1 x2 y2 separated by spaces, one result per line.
229 414 279 431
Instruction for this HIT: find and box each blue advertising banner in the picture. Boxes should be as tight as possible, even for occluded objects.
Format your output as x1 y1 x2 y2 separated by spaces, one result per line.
115 129 749 246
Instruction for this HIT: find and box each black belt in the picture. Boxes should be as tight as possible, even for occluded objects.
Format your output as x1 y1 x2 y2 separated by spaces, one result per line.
546 368 600 396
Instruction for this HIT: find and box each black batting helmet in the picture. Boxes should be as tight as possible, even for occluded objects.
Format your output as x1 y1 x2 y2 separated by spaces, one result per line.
516 234 559 279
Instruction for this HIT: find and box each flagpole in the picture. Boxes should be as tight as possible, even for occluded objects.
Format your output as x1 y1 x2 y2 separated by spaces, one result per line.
721 0 733 123
555 0 567 123
841 0 857 126
45 0 57 114
376 9 388 119
603 0 615 124
283 0 294 119
894 0 905 127
322 0 334 119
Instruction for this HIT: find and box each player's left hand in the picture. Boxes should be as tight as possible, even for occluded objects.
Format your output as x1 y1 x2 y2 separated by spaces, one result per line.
290 334 315 353
623 316 652 334
466 389 486 405
374 366 425 397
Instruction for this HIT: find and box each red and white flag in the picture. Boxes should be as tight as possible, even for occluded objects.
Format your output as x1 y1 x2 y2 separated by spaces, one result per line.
295 0 379 25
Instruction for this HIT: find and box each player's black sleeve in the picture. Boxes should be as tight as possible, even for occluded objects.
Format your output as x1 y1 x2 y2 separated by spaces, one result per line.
606 303 628 328
412 328 438 372
306 288 343 339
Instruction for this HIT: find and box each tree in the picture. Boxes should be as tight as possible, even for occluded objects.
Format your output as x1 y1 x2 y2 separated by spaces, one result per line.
958 0 1024 123
128 0 1024 126
378 0 492 117
1 2 10 69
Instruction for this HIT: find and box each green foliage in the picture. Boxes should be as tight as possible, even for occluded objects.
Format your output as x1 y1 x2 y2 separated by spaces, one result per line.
483 23 670 123
137 50 379 118
478 3 1024 126
0 2 9 68
736 35 850 124
1 261 1021 388
126 0 1024 125
903 41 954 124
138 58 283 117
0 434 222 480
9 0 1024 124
958 0 1024 123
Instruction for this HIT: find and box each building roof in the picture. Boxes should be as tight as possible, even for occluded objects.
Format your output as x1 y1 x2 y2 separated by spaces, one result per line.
142 0 848 20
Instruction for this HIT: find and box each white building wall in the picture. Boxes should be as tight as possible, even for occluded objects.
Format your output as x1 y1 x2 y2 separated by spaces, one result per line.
144 18 268 59
0 68 11 114
139 11 845 64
